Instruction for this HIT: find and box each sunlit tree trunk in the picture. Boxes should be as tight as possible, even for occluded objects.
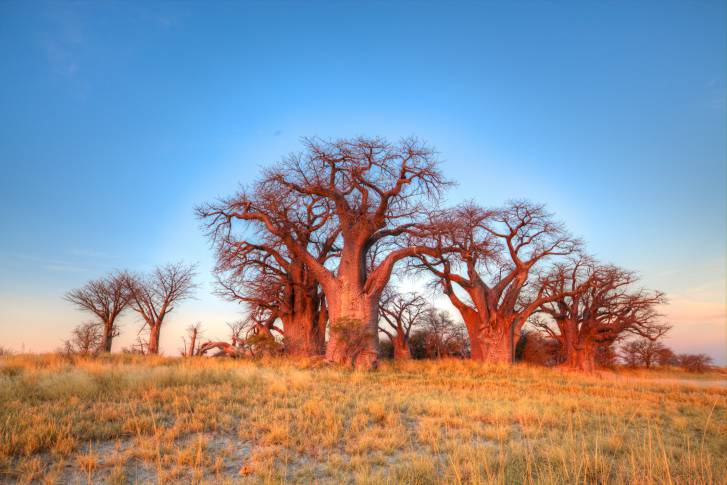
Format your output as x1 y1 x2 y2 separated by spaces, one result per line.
324 272 380 369
391 331 412 360
148 324 161 355
102 318 115 353
281 299 325 357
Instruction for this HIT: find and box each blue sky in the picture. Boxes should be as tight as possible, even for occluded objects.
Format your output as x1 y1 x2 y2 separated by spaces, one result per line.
1 1 725 362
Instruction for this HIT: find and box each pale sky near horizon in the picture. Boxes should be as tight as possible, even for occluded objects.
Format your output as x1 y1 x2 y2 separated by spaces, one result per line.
1 1 725 363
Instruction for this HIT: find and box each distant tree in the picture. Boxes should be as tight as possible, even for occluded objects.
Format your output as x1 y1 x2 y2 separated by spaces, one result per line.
180 322 203 357
620 340 645 367
410 310 469 359
63 322 103 356
413 202 579 363
378 339 395 359
199 137 448 369
619 338 669 368
378 289 428 360
677 353 713 373
655 346 678 367
64 271 130 352
227 320 248 347
533 256 669 371
126 262 197 355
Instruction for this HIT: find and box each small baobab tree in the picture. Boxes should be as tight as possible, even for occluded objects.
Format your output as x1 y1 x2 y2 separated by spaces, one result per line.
199 137 448 369
655 346 678 367
414 201 579 363
619 338 669 368
677 353 713 373
126 262 197 355
63 322 103 356
64 271 130 352
378 288 428 359
533 258 669 371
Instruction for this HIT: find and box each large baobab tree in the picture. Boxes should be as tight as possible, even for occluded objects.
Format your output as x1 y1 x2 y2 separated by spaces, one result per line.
378 288 428 360
126 262 197 355
415 201 579 364
532 258 669 371
199 137 448 369
64 272 130 352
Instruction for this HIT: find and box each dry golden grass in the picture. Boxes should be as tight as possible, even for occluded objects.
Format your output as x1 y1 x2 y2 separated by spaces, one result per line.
0 354 725 484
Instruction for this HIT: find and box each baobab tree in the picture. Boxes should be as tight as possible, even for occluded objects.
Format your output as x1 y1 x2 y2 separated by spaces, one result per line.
64 271 130 352
62 322 103 356
619 338 670 368
207 206 335 356
676 353 713 373
199 137 448 369
126 262 197 355
378 288 428 359
414 201 579 363
532 258 669 371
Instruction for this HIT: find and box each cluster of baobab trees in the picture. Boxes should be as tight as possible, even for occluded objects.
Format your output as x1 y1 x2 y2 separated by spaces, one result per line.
193 136 670 371
64 262 196 355
618 338 713 372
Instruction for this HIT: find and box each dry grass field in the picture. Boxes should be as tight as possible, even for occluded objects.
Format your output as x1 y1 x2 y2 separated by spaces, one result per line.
0 354 725 485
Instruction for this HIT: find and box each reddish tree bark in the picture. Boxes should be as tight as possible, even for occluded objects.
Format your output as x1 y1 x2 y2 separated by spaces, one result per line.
532 256 669 371
203 197 335 357
378 289 428 360
126 262 196 355
415 202 579 364
64 272 130 352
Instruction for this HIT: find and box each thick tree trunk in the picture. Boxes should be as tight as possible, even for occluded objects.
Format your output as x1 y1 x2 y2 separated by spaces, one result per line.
325 285 379 369
558 321 596 372
469 315 515 364
101 320 114 353
147 324 161 355
573 344 596 372
391 333 411 360
481 331 512 364
462 317 484 360
562 342 596 371
282 264 326 357
321 246 382 369
282 307 325 357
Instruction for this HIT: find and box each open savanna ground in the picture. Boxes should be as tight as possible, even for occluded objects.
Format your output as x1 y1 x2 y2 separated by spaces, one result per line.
0 355 725 485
